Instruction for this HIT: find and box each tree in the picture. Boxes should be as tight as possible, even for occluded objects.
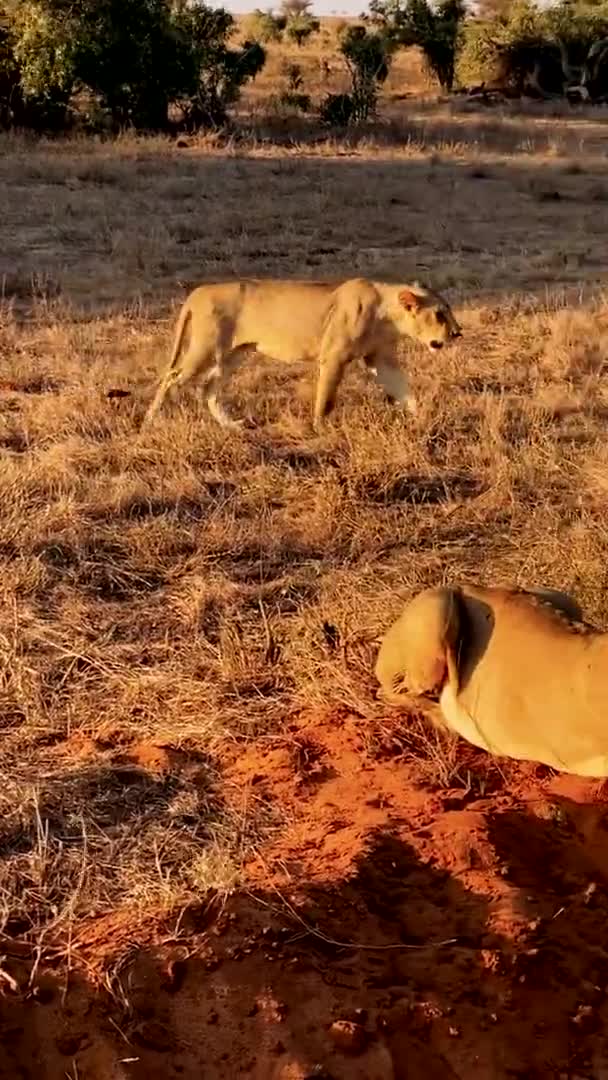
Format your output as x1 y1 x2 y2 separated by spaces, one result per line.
319 23 393 124
285 11 319 45
457 0 608 98
5 0 183 129
173 3 265 128
0 9 23 126
2 0 76 127
369 0 467 91
1 0 267 131
279 0 311 16
242 8 284 43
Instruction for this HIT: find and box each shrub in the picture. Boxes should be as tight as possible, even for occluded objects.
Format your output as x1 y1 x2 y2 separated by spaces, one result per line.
279 0 311 17
0 10 23 127
242 8 284 44
369 0 466 92
456 0 608 95
1 0 267 131
2 0 75 128
173 4 266 129
318 90 357 124
325 23 393 122
285 12 319 47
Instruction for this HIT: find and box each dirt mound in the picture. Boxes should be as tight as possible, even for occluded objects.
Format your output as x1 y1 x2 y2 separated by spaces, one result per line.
4 709 608 1078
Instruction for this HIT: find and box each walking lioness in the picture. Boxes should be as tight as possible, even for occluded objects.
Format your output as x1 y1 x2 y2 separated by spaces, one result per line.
142 277 461 430
375 583 608 777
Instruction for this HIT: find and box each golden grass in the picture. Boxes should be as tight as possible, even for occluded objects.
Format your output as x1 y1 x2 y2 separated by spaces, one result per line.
2 89 608 956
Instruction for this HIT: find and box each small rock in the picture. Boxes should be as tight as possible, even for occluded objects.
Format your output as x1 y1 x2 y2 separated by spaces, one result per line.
329 1020 368 1055
133 1021 173 1052
583 882 598 904
203 955 222 971
286 957 304 969
56 1033 87 1056
162 958 187 994
480 949 502 974
571 1004 594 1028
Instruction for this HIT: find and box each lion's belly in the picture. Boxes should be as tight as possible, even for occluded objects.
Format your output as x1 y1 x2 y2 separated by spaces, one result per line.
234 289 330 363
440 675 608 776
251 328 320 364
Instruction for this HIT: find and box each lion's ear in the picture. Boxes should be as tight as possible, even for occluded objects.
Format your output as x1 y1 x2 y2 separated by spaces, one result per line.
398 288 422 312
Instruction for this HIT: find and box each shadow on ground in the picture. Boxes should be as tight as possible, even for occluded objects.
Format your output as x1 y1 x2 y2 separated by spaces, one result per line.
3 785 608 1079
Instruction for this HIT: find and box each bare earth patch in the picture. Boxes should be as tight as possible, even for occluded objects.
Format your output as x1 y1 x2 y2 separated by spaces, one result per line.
3 101 608 1076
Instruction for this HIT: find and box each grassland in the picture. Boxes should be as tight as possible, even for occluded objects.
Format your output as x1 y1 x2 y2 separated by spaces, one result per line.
3 32 608 1079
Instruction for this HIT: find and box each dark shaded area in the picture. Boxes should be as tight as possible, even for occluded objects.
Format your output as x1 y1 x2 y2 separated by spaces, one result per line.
86 485 238 523
4 794 608 1077
359 470 483 506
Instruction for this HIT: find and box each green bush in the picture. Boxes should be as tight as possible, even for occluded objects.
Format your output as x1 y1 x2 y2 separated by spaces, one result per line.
172 4 265 129
0 11 23 127
2 0 74 128
369 0 466 92
278 89 310 110
323 23 393 123
276 60 310 110
318 91 357 125
285 12 319 47
1 0 267 132
457 0 608 93
242 9 284 44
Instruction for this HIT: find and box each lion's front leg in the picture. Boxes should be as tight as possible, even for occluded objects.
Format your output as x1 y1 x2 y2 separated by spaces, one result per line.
313 349 351 429
367 356 418 416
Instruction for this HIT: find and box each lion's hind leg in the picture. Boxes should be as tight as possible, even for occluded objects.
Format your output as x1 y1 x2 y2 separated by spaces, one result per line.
205 344 251 430
142 305 219 429
141 364 181 428
143 349 217 429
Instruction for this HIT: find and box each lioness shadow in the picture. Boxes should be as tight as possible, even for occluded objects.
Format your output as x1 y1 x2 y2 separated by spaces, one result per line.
133 810 608 1079
17 818 599 1079
4 797 608 1078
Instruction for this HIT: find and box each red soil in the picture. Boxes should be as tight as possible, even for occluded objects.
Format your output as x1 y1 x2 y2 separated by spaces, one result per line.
3 707 608 1079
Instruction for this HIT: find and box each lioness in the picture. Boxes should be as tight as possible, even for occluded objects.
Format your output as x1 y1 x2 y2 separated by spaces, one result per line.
141 277 461 430
375 582 608 777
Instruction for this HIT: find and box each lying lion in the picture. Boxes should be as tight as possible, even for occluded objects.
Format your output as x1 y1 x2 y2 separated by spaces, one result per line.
141 277 461 430
374 583 608 777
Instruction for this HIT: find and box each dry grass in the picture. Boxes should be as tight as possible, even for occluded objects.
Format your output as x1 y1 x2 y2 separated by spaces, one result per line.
2 86 608 959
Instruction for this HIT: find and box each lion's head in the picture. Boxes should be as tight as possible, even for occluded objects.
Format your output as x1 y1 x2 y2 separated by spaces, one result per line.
397 284 462 353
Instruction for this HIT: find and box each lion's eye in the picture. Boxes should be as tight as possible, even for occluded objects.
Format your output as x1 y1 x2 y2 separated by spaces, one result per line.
436 311 446 325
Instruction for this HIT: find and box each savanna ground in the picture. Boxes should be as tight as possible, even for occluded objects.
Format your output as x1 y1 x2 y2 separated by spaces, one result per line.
4 30 608 1079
